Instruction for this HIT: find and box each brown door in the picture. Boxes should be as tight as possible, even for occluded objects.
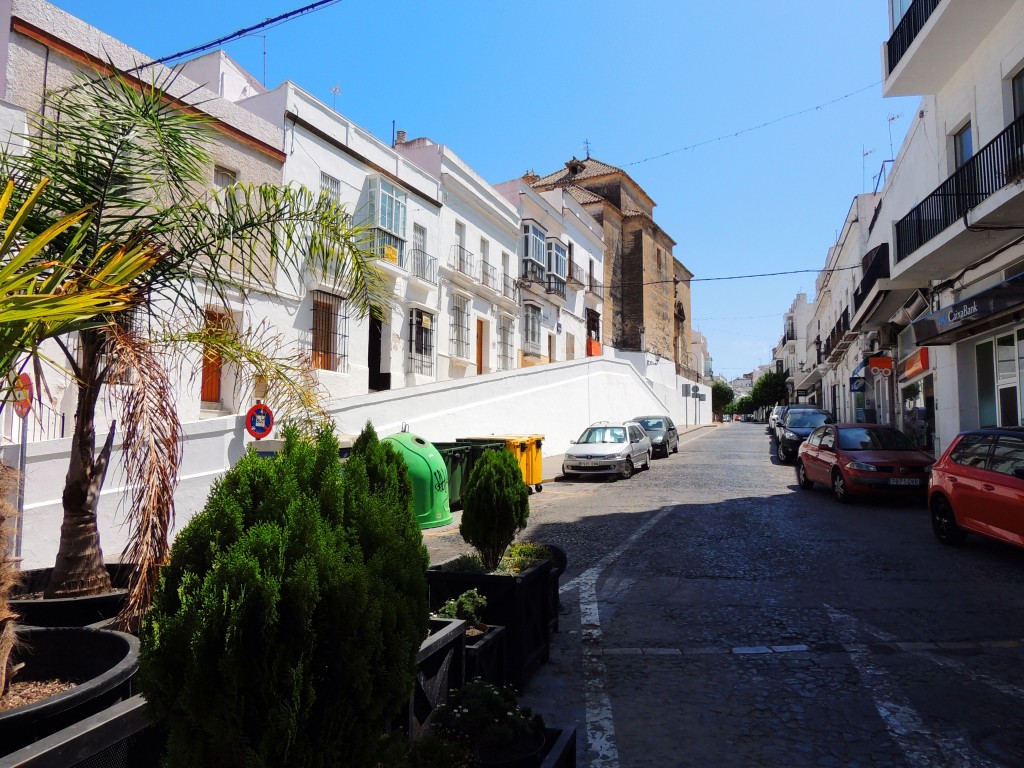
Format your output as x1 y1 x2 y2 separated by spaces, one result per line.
200 310 227 403
476 319 484 373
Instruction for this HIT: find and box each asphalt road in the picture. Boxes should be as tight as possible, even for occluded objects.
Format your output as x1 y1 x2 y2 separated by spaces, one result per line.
428 422 1024 767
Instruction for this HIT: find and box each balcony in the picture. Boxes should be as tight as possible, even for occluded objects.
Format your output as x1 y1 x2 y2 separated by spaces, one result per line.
825 309 853 363
586 276 604 299
522 259 545 284
885 0 942 79
849 244 914 333
371 228 405 270
896 113 1024 263
502 273 517 301
545 275 567 300
448 245 476 280
567 262 585 287
481 262 500 293
884 0 1016 97
523 338 541 356
408 248 437 285
852 244 891 313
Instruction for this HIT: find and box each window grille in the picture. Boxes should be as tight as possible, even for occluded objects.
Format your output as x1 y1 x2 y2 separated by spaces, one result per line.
450 295 470 359
311 291 349 373
320 172 341 203
409 308 434 375
498 316 514 370
524 304 542 355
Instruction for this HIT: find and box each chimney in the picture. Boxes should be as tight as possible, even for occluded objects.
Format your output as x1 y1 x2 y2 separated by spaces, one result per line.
522 169 539 184
395 130 407 145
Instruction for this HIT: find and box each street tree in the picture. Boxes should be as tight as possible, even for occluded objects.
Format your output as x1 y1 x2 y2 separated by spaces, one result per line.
711 380 735 419
751 371 787 410
0 67 390 626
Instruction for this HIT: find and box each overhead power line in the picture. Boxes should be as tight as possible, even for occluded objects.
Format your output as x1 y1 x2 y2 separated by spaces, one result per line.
622 81 883 167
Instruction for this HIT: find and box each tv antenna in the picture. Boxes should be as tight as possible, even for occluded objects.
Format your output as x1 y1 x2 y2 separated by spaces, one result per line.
862 146 874 193
887 113 904 158
582 138 591 159
330 83 340 111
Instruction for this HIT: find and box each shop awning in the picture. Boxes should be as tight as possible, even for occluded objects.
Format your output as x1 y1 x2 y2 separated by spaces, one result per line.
912 271 1024 346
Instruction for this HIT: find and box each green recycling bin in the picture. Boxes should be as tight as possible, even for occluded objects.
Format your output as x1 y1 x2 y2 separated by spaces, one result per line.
383 432 453 529
430 442 471 509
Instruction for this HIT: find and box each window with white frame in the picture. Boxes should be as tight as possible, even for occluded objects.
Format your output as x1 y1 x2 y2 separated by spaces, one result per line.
546 240 567 279
368 177 407 264
954 122 973 169
523 304 542 355
311 290 349 373
450 294 470 360
498 315 514 370
320 172 341 203
522 223 547 280
409 308 434 375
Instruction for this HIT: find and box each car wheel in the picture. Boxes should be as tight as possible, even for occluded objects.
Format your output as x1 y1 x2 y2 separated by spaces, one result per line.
931 495 967 546
776 441 788 463
645 450 652 469
831 469 851 504
672 440 679 454
796 460 813 489
620 458 634 480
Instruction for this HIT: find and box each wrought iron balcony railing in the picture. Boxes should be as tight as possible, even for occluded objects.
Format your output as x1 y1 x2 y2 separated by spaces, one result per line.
481 262 499 292
567 262 585 286
587 277 604 299
408 248 437 284
886 0 942 77
545 275 567 299
852 244 890 312
896 112 1024 261
449 245 476 279
502 273 517 300
522 259 545 283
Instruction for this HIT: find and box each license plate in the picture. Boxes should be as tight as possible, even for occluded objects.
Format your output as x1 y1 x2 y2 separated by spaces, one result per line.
888 478 921 486
578 461 599 467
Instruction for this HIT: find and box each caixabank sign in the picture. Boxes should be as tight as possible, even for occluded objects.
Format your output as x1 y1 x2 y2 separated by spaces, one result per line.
912 271 1024 345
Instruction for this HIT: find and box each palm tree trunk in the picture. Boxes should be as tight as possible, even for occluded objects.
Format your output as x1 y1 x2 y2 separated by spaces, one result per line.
45 334 113 598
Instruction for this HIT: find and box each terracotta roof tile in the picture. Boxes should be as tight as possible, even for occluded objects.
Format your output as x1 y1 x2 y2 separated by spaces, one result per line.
531 156 624 188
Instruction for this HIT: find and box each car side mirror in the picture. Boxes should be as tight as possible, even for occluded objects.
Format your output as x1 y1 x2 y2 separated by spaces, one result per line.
1014 467 1024 480
569 440 576 445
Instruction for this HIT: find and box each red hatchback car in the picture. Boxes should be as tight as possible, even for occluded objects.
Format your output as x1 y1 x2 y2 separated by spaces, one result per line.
795 423 934 503
929 427 1024 549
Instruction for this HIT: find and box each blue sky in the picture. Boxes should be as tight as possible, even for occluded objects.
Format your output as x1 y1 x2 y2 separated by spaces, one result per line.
50 0 919 380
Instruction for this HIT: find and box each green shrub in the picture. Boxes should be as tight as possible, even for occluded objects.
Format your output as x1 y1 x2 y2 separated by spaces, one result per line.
435 589 487 627
139 422 429 768
459 449 530 571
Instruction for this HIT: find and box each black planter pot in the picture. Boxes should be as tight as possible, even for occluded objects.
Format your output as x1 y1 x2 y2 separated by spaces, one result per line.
9 564 131 628
465 624 506 686
539 726 577 768
0 626 140 757
427 559 552 690
399 617 466 741
540 544 567 635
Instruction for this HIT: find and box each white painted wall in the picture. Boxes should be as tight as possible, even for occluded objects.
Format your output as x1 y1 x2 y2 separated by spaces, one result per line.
9 357 703 570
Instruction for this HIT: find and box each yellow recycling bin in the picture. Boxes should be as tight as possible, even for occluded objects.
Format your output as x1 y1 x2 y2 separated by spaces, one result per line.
457 434 545 493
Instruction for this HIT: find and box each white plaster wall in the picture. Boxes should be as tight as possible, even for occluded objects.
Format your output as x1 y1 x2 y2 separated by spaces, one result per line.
12 356 700 569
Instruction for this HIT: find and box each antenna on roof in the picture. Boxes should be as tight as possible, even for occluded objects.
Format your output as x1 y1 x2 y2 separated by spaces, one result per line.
582 139 591 159
330 83 340 111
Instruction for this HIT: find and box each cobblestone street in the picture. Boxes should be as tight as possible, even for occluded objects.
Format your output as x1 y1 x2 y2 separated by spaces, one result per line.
428 423 1024 767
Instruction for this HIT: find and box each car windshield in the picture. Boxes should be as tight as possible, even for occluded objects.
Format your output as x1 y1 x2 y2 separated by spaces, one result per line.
786 411 830 429
637 418 665 431
577 426 627 444
837 427 917 451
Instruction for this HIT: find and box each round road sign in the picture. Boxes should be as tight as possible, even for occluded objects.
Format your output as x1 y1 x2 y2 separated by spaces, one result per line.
245 402 274 440
12 373 32 419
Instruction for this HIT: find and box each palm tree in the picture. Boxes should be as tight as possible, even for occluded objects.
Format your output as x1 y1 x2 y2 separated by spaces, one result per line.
1 175 155 693
0 66 389 627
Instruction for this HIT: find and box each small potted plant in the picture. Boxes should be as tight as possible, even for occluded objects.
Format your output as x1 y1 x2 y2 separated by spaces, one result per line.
432 680 546 768
427 451 553 689
435 589 506 686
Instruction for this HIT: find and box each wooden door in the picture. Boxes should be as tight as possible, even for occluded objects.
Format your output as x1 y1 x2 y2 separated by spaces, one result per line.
476 319 484 373
200 310 227 403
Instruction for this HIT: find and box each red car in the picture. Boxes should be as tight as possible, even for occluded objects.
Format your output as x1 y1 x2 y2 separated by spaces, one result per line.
795 423 934 503
929 427 1024 549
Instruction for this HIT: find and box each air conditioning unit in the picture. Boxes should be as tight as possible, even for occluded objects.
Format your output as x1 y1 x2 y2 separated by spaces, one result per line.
858 332 878 353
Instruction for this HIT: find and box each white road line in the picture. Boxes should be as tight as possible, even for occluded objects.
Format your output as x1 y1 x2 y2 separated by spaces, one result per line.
825 606 999 768
829 606 1024 702
559 427 714 767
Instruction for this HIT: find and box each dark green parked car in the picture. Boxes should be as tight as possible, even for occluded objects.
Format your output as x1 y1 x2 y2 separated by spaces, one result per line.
632 415 679 458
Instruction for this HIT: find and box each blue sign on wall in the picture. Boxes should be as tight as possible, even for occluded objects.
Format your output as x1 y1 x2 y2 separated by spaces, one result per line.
849 377 867 393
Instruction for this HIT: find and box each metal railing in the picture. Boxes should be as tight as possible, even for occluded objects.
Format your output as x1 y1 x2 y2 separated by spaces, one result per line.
371 227 406 268
409 248 438 284
896 111 1024 261
449 245 476 279
545 275 567 299
587 277 603 299
567 262 585 286
502 274 517 300
522 259 545 283
886 0 943 77
481 262 499 292
853 245 891 312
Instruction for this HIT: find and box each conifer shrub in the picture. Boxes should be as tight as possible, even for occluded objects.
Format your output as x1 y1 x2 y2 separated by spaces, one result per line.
139 422 429 768
459 448 530 571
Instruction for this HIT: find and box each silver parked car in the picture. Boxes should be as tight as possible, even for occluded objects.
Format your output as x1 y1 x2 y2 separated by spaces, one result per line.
562 421 652 480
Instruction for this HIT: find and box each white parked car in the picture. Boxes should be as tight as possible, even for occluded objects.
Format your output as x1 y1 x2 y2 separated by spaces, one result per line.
562 421 652 480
